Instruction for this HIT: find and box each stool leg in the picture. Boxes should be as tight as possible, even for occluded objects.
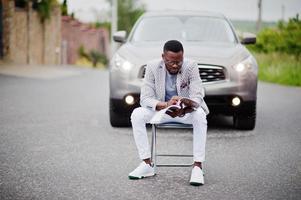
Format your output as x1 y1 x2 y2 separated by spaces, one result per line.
151 125 154 161
151 124 157 173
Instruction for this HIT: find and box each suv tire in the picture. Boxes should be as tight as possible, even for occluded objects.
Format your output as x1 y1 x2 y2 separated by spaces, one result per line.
109 100 131 127
233 102 256 130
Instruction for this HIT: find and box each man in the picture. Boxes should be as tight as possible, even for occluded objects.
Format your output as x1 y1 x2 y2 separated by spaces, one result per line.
129 40 209 186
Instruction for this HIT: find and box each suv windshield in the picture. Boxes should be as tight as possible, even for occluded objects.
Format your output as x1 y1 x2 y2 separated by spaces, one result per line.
130 16 236 43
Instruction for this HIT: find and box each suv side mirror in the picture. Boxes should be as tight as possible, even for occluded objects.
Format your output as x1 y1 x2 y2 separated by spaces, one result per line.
113 31 127 43
241 32 256 45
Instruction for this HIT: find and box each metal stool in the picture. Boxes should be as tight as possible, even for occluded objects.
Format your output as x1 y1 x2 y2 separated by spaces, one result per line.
150 122 193 172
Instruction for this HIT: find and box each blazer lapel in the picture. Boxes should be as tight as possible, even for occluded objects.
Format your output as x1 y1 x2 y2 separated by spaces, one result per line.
158 62 166 101
176 68 183 96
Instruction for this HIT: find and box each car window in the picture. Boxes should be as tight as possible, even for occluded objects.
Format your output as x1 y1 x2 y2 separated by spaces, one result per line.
131 17 183 42
130 16 236 43
184 17 235 42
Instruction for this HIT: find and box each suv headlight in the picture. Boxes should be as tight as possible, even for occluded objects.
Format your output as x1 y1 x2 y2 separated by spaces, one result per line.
233 56 257 74
113 54 133 72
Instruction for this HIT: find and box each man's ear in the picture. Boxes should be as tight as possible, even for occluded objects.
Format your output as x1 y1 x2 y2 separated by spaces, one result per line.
161 53 164 59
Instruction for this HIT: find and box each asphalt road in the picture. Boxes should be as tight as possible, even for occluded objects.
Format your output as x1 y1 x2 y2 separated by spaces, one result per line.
0 67 300 200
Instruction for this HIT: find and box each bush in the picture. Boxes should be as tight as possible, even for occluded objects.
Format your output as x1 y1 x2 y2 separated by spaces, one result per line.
77 46 108 68
249 15 301 60
78 45 89 60
89 50 108 67
118 0 145 33
60 0 68 16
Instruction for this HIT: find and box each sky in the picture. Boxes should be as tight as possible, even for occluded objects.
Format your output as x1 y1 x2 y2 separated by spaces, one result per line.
60 0 301 23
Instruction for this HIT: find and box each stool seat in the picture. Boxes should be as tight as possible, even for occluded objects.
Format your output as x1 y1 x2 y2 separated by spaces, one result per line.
155 122 193 129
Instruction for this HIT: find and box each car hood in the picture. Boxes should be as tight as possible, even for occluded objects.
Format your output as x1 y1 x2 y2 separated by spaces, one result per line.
117 42 251 67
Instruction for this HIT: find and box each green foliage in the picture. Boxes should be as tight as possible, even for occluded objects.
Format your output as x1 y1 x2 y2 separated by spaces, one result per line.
78 45 108 67
248 15 301 60
32 0 57 23
93 22 102 29
78 45 89 59
283 16 301 59
117 0 145 33
103 0 144 35
254 52 301 86
249 28 285 53
14 0 58 23
91 21 111 37
92 21 111 31
89 50 108 67
60 0 68 16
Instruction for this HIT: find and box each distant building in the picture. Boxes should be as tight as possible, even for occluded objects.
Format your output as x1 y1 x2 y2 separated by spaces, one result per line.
0 0 61 65
61 16 110 65
0 0 110 66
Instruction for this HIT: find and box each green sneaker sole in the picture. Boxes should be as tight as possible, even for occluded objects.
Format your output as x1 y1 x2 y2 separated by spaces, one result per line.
190 182 204 186
128 176 143 180
128 173 156 180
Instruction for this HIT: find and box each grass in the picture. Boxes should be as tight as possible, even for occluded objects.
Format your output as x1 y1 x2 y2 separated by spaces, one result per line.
252 52 301 86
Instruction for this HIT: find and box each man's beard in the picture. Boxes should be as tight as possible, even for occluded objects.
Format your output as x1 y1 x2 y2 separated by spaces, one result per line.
167 68 180 75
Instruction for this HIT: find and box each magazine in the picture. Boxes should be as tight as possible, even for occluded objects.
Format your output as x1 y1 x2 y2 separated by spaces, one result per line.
150 98 199 124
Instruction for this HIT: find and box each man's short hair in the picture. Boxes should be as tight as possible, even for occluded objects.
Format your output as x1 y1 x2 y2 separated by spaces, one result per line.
163 40 184 53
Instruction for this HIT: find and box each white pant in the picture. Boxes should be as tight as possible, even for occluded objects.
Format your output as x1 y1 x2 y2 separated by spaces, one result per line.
130 107 207 162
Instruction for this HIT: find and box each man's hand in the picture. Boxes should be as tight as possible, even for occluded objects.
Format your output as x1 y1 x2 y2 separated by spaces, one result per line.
167 96 182 106
156 96 183 111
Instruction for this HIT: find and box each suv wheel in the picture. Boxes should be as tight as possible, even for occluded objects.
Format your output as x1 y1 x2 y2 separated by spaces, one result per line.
233 102 256 130
109 100 131 127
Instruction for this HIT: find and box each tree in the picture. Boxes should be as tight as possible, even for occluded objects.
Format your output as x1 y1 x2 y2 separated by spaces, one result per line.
61 0 68 16
248 15 301 60
32 0 57 23
31 0 58 63
15 0 57 22
116 0 145 33
283 15 301 59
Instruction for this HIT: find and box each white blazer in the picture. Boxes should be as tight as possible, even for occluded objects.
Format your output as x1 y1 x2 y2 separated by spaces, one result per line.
140 59 209 115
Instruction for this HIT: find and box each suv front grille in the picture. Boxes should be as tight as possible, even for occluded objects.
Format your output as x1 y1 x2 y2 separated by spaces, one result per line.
139 64 226 83
198 65 226 83
138 65 147 78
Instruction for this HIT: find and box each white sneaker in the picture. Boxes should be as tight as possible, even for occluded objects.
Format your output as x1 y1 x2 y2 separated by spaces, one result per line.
128 162 155 179
189 166 204 186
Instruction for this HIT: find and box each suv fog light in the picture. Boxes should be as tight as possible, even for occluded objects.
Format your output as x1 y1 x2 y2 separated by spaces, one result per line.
125 95 135 105
232 97 241 106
